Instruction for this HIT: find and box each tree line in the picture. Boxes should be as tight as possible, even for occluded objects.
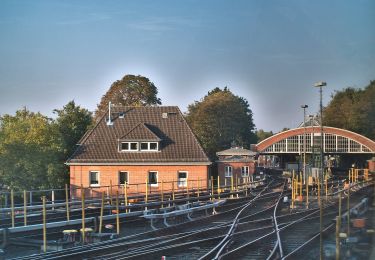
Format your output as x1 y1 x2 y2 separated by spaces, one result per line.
1 75 373 191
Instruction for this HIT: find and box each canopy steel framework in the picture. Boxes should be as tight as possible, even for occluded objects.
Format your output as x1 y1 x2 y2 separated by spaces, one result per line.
256 126 375 154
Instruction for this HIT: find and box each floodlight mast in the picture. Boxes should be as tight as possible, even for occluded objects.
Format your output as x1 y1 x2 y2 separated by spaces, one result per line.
314 81 326 260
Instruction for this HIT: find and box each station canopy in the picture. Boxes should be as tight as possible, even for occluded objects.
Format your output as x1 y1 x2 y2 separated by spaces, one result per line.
256 121 375 154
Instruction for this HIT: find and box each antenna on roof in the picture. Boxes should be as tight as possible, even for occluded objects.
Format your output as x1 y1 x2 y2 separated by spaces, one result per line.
107 102 113 126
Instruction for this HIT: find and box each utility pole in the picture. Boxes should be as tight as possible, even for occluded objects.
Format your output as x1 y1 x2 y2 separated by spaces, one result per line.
314 81 327 260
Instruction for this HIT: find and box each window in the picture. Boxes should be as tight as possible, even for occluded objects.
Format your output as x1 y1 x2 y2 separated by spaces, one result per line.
178 171 188 187
119 171 129 185
224 166 232 177
121 142 138 151
148 171 158 186
140 142 148 150
130 142 138 151
121 142 129 151
89 171 99 186
241 166 249 177
140 142 159 151
149 142 158 150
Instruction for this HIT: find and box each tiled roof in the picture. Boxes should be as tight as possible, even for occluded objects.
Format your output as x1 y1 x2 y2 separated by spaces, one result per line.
216 155 255 163
120 123 161 141
67 106 210 164
216 147 257 156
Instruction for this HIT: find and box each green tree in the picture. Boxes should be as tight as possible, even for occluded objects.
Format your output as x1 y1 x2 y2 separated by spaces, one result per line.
53 100 93 158
256 129 273 142
0 109 65 190
186 87 256 160
324 81 375 140
95 74 162 121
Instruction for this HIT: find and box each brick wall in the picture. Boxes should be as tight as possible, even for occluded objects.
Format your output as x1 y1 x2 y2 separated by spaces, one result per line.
368 159 375 172
70 164 209 198
217 161 255 186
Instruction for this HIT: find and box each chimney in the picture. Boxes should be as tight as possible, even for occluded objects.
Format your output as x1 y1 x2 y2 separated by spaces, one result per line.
107 102 113 126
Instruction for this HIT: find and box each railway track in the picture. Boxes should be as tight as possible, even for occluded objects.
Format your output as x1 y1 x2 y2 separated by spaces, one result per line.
11 178 373 260
217 181 373 260
12 178 286 260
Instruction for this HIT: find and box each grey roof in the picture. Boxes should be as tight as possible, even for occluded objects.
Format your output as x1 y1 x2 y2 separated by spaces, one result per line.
67 106 210 164
216 155 255 163
216 147 257 157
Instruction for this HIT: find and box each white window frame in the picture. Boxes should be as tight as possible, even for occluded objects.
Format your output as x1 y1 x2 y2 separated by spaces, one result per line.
224 166 232 178
241 166 249 177
119 171 129 185
148 171 158 187
140 142 159 151
89 171 100 187
178 171 188 187
120 142 139 151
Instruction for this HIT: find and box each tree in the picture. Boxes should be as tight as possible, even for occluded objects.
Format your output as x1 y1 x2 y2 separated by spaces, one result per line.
95 74 162 120
323 81 375 140
0 109 65 190
0 102 93 191
54 100 93 158
186 87 257 160
256 129 273 142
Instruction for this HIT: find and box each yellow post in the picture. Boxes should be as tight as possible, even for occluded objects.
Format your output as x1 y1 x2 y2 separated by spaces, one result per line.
145 178 148 205
211 176 214 201
65 184 70 221
364 169 368 181
99 192 104 234
172 179 175 202
291 178 294 209
23 190 27 226
231 175 234 198
123 182 128 213
11 189 15 228
116 191 120 235
217 176 220 199
197 177 200 199
109 180 113 205
161 180 164 208
42 196 47 253
81 186 86 245
347 185 350 236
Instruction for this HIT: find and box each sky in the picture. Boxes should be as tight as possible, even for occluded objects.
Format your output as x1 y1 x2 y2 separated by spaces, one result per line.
0 0 374 132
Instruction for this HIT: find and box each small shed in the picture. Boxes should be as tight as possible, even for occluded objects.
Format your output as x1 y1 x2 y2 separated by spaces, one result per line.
216 147 257 186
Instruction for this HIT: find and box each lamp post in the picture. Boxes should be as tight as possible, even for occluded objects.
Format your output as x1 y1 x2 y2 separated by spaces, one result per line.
309 115 315 167
301 105 308 184
314 81 326 260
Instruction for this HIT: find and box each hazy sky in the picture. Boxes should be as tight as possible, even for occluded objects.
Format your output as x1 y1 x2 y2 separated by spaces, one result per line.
0 0 374 132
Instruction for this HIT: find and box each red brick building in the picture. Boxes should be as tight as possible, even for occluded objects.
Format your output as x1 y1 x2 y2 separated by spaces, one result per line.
216 147 257 186
368 157 375 172
67 106 211 197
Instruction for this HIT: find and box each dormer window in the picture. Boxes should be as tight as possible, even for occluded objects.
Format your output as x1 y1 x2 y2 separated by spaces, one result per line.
140 142 158 151
120 141 158 152
121 142 138 151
